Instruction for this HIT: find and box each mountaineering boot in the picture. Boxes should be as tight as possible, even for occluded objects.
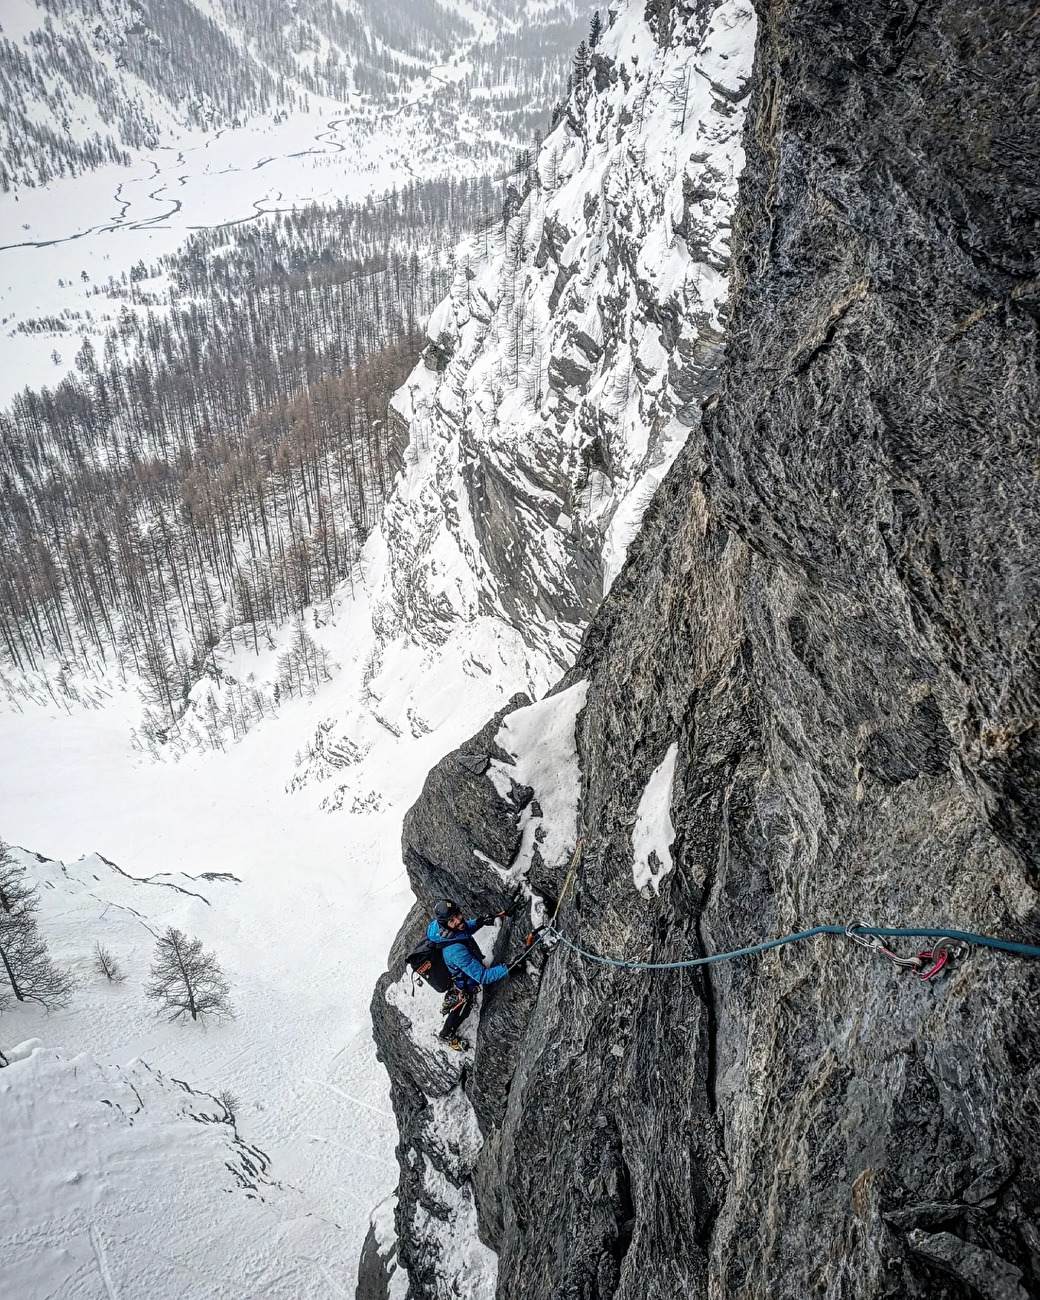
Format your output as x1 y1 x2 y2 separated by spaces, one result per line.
445 1035 469 1052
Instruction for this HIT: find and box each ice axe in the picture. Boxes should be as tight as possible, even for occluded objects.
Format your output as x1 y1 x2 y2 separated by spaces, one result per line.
482 887 525 927
505 924 547 974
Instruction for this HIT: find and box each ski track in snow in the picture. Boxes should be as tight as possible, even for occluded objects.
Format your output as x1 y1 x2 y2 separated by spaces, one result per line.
90 1226 121 1300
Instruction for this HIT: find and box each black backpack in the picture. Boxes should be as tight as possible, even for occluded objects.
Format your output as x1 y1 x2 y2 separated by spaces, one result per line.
405 937 453 993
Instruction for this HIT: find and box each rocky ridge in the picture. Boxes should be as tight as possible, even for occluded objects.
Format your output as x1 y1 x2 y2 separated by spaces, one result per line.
362 1 1040 1298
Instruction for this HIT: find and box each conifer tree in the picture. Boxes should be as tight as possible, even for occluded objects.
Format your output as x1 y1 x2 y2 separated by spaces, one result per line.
93 941 126 984
0 840 75 1011
145 927 233 1022
573 39 589 82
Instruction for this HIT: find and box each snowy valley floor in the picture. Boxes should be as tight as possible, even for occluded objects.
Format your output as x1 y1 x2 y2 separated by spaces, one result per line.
0 567 551 1297
0 98 499 404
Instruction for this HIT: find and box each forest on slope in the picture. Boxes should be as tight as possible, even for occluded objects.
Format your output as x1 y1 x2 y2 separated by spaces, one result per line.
0 0 591 190
0 173 515 746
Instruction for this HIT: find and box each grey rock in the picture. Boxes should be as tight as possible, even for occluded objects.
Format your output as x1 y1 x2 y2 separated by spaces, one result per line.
472 1127 505 1249
401 697 532 910
457 752 491 777
592 52 616 94
355 1221 393 1300
368 704 561 1296
365 2 1040 1298
859 695 953 786
907 1230 1029 1300
547 353 593 393
461 453 602 634
570 328 603 364
883 1202 970 1231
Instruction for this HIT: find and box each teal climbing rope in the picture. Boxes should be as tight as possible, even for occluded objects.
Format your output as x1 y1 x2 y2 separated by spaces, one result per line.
543 923 1040 971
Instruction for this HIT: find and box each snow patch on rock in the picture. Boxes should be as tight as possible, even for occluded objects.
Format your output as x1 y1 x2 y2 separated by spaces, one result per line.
423 1085 486 1182
414 1155 498 1300
490 679 589 879
632 742 678 896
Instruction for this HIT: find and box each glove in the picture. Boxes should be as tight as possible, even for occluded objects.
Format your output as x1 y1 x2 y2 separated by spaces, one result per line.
477 913 500 928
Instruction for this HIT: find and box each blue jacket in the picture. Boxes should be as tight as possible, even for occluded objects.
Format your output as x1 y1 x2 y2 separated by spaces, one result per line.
427 919 508 990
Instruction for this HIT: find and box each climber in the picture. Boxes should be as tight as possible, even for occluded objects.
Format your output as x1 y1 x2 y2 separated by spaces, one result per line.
428 900 508 1051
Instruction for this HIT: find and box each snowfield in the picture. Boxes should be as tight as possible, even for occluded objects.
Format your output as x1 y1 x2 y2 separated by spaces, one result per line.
1 1043 349 1299
0 535 555 1296
0 108 494 405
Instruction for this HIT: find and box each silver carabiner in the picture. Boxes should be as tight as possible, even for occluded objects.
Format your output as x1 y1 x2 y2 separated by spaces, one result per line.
845 922 920 969
845 921 883 951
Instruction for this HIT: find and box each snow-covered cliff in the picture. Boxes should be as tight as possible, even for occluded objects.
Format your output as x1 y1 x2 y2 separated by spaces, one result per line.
286 0 753 812
374 0 754 671
356 2 758 1295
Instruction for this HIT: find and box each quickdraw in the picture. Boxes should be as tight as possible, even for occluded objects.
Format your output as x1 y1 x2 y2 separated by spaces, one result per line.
506 924 548 973
504 840 584 974
844 923 969 980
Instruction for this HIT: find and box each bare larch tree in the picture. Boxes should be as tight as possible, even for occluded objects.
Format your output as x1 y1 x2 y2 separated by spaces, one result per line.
93 941 126 984
0 839 34 914
145 926 233 1022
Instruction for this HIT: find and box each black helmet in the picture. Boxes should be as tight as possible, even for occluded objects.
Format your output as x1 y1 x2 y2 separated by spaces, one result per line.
434 900 458 922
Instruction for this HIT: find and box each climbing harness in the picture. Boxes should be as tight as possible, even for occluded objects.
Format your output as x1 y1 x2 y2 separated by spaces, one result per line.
440 988 468 1015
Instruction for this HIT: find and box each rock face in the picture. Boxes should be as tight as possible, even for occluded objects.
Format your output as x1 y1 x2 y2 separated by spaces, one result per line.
362 2 1040 1298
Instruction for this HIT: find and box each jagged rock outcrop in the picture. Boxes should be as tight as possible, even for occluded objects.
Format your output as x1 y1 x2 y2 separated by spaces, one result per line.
361 691 581 1298
362 1 1040 1298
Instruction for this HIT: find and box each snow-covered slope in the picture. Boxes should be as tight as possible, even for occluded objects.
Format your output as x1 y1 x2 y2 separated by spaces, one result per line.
0 847 369 1295
0 1044 331 1298
0 579 546 1294
376 0 755 670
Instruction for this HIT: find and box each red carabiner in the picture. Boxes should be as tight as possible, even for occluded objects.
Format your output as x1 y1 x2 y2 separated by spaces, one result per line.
916 947 949 980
